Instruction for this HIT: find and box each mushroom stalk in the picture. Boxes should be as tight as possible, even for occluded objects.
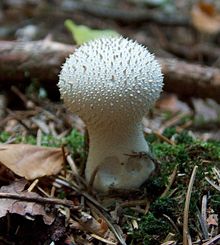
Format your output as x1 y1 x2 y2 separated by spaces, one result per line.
86 121 154 191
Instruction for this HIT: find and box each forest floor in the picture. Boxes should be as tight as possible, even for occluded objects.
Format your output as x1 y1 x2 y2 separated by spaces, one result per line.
0 0 220 244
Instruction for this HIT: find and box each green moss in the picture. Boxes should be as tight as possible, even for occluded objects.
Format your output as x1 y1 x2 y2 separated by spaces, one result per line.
153 143 189 172
145 175 168 198
145 133 158 144
129 131 220 244
65 129 85 156
150 197 179 218
0 131 11 143
175 131 194 144
162 127 176 139
130 212 173 245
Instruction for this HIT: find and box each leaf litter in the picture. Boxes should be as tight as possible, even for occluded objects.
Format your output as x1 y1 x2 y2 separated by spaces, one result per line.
0 179 55 225
0 144 64 179
0 85 220 244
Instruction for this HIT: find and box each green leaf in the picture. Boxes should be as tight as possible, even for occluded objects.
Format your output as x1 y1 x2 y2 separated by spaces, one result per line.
64 19 119 45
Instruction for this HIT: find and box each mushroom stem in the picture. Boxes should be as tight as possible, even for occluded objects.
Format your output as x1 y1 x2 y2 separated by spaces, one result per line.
86 121 155 191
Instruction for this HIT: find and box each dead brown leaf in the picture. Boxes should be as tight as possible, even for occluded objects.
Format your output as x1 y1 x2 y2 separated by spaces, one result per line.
156 94 190 113
0 179 55 225
191 1 220 34
0 144 63 179
79 212 108 237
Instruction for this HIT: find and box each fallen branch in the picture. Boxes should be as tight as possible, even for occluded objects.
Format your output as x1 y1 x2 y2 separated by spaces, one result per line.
159 58 220 103
164 42 220 62
1 40 220 102
0 39 75 98
62 1 189 26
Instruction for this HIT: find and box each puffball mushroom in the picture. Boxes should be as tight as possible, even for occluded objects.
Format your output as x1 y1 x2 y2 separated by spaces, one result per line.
59 37 163 192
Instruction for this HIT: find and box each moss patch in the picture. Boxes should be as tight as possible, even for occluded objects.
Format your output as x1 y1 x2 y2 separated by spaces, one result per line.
124 129 220 244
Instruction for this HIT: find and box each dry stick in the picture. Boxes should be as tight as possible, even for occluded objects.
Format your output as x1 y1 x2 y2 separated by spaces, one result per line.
205 177 220 192
197 212 209 241
120 199 149 208
1 40 220 103
66 154 88 189
158 112 190 134
213 167 220 179
183 165 198 245
161 165 178 198
202 234 220 245
11 85 35 109
0 109 40 128
162 214 179 234
55 178 108 212
6 109 32 132
200 195 209 240
88 165 100 191
86 201 127 245
0 192 77 208
36 129 42 146
27 179 39 192
90 234 117 245
153 131 175 145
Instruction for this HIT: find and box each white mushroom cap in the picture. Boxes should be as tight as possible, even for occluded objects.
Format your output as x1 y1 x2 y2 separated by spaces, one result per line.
58 37 163 191
59 37 163 125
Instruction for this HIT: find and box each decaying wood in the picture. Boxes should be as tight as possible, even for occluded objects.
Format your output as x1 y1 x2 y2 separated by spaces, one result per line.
159 58 220 102
0 39 75 89
0 40 220 102
164 42 220 62
62 1 189 26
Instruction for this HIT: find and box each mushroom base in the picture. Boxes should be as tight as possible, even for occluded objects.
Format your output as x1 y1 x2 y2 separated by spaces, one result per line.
85 122 155 192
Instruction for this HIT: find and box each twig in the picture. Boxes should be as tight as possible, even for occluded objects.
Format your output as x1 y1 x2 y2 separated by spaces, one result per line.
36 129 42 146
37 186 50 197
66 154 78 176
205 177 220 192
130 207 146 214
158 112 190 134
153 130 175 145
200 195 209 240
187 234 192 245
0 192 77 208
202 234 220 245
213 167 220 180
162 214 180 234
88 165 99 191
66 154 88 188
6 108 32 132
11 85 35 109
27 179 39 192
86 201 127 245
55 178 108 212
120 199 149 208
183 166 198 245
90 233 117 245
161 165 178 198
